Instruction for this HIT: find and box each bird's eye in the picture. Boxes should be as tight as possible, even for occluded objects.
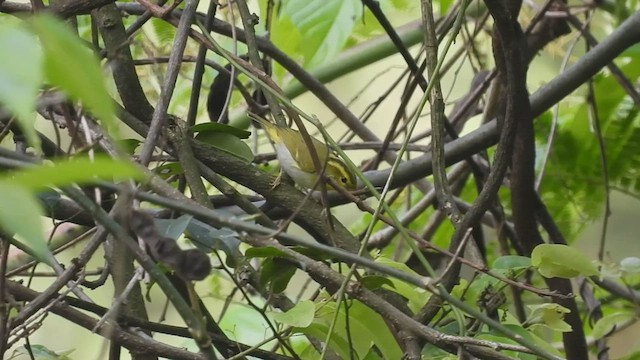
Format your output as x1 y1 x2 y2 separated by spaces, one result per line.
341 177 348 184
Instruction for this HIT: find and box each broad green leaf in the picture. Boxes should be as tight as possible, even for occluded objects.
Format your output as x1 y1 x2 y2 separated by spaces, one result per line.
12 344 73 360
617 349 640 360
502 324 562 357
270 300 315 328
30 15 115 132
620 256 640 273
310 300 402 360
591 311 636 340
0 22 42 149
360 275 395 290
298 322 352 359
540 62 640 239
260 258 297 293
374 257 429 312
527 303 572 332
155 214 193 240
439 0 454 14
463 273 503 308
296 344 321 360
362 347 385 360
191 122 251 139
184 219 241 267
117 139 142 154
269 13 302 81
149 17 176 47
343 300 403 360
492 255 531 270
7 157 143 190
531 244 598 278
195 132 253 162
281 0 363 68
621 44 640 58
0 181 52 266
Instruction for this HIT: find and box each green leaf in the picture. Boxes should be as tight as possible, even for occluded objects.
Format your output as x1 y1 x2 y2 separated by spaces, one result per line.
439 0 454 14
195 132 253 162
617 349 640 360
299 322 352 359
260 258 297 293
184 219 241 267
0 22 42 150
149 17 176 46
12 344 73 360
362 347 385 360
620 43 640 58
270 300 315 328
620 256 640 273
155 214 193 241
540 62 640 239
360 275 395 290
7 157 143 191
498 324 562 357
527 303 572 332
531 244 598 278
0 181 52 266
374 257 429 312
117 139 142 154
191 122 251 139
30 15 115 132
281 0 363 68
271 15 302 81
492 255 531 270
312 300 403 360
592 311 635 339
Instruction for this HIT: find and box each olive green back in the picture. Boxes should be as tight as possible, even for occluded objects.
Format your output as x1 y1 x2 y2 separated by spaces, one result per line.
253 117 330 173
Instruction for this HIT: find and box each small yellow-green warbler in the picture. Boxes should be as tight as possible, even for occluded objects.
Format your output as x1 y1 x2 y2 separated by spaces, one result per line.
252 116 357 191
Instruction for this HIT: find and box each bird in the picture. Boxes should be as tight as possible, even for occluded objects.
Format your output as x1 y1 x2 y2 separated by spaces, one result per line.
250 115 357 191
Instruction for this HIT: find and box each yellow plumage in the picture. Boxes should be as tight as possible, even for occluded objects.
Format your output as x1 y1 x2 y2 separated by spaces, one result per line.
252 116 357 191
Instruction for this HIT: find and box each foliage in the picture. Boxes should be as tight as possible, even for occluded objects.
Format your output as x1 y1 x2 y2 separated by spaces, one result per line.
0 1 639 360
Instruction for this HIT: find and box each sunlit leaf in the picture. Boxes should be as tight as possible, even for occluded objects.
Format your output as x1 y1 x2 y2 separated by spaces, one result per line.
281 0 363 68
360 275 395 290
0 22 42 150
527 303 572 332
117 139 142 155
7 157 143 190
271 15 302 81
312 300 403 359
12 344 73 360
592 311 636 340
299 321 352 359
270 300 315 328
531 244 598 278
492 255 531 270
0 181 52 266
30 15 116 133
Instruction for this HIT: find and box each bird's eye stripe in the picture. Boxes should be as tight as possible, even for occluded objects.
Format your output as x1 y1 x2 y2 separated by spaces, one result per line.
327 157 356 185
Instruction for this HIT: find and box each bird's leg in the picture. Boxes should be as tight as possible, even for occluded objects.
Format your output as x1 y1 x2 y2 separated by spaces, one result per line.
271 170 283 190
